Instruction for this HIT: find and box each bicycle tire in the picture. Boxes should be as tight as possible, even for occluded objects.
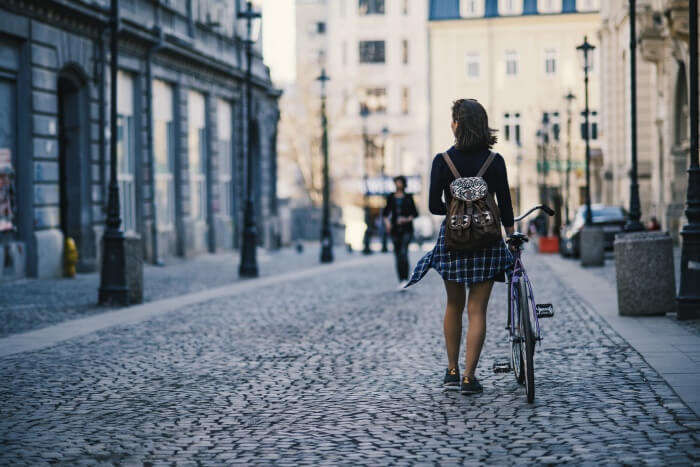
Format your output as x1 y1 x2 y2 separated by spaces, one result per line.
511 282 525 385
519 280 535 403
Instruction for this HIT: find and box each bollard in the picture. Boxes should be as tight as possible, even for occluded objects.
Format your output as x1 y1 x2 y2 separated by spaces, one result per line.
615 231 675 316
580 225 604 266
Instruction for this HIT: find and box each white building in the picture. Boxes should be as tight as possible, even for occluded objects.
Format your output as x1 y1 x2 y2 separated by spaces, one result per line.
292 0 430 225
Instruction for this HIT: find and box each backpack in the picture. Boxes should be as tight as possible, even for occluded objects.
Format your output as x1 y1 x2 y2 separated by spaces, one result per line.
442 151 502 252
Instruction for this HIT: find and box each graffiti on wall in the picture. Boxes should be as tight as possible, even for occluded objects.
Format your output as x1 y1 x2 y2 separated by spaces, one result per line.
0 148 14 232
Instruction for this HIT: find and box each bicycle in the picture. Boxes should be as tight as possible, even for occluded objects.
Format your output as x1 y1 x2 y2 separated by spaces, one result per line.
493 204 555 403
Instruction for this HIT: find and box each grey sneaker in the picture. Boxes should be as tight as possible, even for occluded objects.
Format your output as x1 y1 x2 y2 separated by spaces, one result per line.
443 367 460 389
460 375 484 395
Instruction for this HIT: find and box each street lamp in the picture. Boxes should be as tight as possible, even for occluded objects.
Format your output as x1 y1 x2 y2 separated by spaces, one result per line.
541 112 550 209
361 107 373 255
238 0 262 278
380 125 389 253
625 0 645 232
577 36 595 226
564 91 576 225
317 68 333 263
677 0 700 319
99 0 129 305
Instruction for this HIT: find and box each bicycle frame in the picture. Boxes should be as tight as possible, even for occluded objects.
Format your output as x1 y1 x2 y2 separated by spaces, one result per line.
507 246 542 342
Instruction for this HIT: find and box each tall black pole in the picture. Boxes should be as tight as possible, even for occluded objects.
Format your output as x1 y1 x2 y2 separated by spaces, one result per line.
677 0 700 319
318 68 333 263
625 0 645 231
239 1 261 278
361 108 372 255
578 37 594 226
565 91 575 225
98 0 129 305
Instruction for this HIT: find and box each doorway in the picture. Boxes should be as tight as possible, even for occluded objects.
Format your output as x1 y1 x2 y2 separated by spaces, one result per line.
57 67 93 272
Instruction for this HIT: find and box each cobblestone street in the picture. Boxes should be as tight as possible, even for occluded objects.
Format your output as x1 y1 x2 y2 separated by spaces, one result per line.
1 252 699 464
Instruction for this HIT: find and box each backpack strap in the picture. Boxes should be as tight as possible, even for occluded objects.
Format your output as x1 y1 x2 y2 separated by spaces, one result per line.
476 151 497 177
442 152 461 179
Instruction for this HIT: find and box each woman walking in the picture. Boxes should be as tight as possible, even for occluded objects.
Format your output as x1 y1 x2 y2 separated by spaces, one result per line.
405 99 515 395
383 176 418 287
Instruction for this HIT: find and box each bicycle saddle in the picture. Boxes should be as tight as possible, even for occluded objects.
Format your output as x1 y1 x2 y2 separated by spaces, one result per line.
507 232 529 244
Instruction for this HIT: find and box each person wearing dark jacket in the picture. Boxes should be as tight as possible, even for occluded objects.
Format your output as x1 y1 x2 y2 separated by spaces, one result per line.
383 176 418 286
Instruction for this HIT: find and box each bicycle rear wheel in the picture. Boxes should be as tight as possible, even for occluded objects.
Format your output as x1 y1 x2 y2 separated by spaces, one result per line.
519 280 535 403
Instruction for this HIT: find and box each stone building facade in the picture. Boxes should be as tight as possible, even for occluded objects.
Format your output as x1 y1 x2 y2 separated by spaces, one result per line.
0 0 280 280
599 0 695 242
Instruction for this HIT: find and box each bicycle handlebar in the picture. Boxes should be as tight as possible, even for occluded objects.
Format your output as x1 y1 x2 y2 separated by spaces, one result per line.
514 204 555 222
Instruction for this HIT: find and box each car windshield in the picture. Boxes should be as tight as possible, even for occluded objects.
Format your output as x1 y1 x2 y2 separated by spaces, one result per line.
579 206 625 222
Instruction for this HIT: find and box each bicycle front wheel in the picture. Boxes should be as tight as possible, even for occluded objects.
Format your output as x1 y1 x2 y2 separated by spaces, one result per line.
511 283 524 385
519 280 535 403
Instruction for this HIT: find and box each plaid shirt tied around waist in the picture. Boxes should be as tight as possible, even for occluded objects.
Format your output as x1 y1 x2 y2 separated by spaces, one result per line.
405 221 514 287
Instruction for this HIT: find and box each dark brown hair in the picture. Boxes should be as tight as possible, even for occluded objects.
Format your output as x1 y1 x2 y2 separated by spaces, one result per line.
451 99 497 151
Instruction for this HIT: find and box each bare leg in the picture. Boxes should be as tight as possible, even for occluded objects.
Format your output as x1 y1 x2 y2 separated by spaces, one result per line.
443 280 466 370
464 280 494 378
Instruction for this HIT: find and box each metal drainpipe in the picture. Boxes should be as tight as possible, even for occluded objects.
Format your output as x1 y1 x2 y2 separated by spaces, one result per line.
146 24 165 266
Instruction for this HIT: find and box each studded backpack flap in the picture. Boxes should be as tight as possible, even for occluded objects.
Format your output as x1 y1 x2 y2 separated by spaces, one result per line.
442 152 502 252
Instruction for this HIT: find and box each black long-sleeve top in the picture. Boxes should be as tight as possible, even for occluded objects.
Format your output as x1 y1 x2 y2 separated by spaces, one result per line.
383 192 419 233
428 146 515 228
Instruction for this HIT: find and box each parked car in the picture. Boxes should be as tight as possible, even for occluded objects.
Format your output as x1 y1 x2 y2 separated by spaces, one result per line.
560 205 628 257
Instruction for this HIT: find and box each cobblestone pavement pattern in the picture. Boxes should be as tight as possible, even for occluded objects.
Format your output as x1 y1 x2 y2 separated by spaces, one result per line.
1 253 699 464
0 244 356 337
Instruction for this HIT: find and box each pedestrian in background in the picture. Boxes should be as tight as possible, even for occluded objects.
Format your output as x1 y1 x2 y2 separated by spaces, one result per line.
383 176 418 288
647 217 661 231
404 99 515 395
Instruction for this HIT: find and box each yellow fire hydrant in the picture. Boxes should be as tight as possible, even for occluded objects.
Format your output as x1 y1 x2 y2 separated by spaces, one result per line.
64 237 78 278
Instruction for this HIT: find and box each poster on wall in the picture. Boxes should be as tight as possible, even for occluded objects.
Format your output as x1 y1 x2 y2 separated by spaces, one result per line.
0 148 15 232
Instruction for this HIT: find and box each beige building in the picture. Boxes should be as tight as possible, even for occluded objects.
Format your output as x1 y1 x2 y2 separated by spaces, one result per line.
429 0 601 229
600 0 696 242
286 0 430 247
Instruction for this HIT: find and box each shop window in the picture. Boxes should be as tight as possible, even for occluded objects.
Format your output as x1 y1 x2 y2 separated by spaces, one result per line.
188 90 207 222
153 80 175 231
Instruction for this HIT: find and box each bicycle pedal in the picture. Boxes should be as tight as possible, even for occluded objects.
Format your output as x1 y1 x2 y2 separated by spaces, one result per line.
492 361 512 374
536 303 554 318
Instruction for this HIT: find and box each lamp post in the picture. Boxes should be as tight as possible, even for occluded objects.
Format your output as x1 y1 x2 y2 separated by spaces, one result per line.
238 0 262 278
317 68 333 263
564 91 576 225
677 0 700 319
577 36 595 226
516 143 523 220
361 107 373 255
625 0 645 232
380 125 389 253
98 0 129 305
541 112 550 207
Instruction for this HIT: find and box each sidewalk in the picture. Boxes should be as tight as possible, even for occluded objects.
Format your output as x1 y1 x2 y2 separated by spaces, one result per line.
0 243 362 338
544 252 700 417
